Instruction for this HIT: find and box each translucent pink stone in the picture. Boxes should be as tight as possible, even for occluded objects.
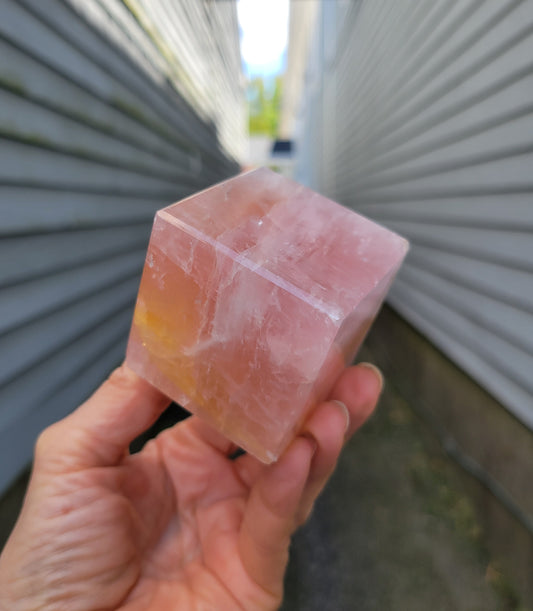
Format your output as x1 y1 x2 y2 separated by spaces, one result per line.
126 168 408 462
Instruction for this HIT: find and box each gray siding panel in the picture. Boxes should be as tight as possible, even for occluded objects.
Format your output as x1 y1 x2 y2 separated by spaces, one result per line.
0 140 188 191
0 228 150 286
0 0 244 493
0 309 132 433
295 0 533 429
0 188 160 234
0 89 189 176
0 336 128 493
0 251 145 335
1 277 139 387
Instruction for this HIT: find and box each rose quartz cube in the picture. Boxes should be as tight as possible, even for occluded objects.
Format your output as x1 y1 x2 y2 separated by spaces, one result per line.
126 168 408 462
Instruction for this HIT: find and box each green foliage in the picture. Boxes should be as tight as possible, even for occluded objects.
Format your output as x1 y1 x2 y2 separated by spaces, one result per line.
247 76 282 137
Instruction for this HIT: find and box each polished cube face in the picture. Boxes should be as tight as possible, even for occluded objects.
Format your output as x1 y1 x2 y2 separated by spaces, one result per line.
126 168 408 462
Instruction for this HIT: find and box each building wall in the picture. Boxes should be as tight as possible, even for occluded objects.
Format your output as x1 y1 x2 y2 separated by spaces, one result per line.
295 0 533 434
278 0 319 140
293 1 533 600
0 0 244 494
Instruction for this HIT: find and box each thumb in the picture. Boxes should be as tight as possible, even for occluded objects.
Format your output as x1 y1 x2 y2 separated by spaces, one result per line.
35 364 169 471
238 436 316 599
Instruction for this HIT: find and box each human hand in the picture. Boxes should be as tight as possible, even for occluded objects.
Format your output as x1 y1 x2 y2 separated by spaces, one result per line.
0 362 382 611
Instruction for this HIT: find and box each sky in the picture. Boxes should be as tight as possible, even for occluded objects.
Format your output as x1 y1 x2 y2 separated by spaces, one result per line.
237 0 289 77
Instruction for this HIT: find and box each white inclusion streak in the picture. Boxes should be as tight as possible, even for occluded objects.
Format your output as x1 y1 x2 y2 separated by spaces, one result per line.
158 210 344 321
182 337 217 356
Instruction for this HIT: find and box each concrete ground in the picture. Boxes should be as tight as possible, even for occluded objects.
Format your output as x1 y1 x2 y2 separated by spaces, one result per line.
281 378 519 611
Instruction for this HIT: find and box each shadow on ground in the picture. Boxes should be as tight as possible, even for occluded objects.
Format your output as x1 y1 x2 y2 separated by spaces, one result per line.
282 376 517 611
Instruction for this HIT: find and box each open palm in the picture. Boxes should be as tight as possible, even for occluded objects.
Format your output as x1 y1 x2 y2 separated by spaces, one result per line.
0 364 381 611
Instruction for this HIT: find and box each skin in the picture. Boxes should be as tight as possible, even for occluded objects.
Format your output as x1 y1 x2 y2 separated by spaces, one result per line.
0 362 382 611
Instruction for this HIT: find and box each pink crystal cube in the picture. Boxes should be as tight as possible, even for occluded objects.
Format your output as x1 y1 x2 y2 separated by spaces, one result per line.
126 168 408 462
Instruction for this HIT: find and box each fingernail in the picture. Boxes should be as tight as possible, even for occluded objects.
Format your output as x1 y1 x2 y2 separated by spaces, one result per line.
331 400 350 433
359 362 384 393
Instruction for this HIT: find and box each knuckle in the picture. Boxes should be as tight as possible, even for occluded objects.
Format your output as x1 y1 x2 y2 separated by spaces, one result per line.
34 422 62 460
106 364 135 390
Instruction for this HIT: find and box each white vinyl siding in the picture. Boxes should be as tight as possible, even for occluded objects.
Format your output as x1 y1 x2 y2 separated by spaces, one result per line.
296 0 533 429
